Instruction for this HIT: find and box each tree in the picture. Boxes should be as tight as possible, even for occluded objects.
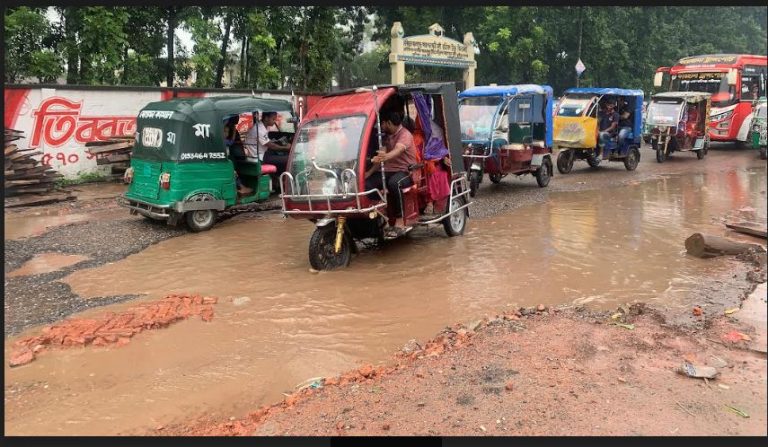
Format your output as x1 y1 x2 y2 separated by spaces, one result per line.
4 7 62 83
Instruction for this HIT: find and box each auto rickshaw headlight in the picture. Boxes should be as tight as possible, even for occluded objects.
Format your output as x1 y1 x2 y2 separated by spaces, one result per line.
159 172 171 190
123 167 134 184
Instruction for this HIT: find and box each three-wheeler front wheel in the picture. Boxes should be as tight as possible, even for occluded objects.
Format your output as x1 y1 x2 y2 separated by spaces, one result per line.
468 170 482 197
309 224 352 270
556 149 574 174
624 146 640 171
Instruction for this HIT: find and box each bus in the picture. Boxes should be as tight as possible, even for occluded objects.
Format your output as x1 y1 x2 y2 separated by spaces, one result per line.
654 54 767 145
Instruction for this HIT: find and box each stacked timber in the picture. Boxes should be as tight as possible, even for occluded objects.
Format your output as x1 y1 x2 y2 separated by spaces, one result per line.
85 136 134 179
4 129 66 200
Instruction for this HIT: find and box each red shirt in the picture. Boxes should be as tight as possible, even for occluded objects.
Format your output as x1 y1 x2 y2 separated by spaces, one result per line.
383 125 416 173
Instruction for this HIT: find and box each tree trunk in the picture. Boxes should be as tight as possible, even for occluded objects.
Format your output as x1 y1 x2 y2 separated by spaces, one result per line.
63 8 80 84
685 233 764 258
166 7 177 87
239 36 246 86
215 13 233 88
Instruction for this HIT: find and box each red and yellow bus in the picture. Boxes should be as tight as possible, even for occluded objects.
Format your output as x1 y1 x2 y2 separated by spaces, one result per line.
655 54 767 144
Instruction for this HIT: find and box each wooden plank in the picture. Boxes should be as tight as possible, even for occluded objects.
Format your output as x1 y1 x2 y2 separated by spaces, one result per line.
4 193 76 207
6 179 42 186
86 141 134 154
9 151 42 160
726 221 768 239
5 144 18 155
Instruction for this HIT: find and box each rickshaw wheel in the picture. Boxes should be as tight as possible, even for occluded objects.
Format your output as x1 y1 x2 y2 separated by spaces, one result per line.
556 150 573 174
443 196 468 237
655 146 666 163
587 151 601 168
469 171 481 197
488 172 504 184
309 224 351 270
185 209 217 232
624 146 640 171
696 148 706 159
536 157 552 187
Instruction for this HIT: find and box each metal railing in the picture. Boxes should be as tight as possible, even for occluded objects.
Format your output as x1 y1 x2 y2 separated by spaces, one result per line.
418 176 472 225
279 168 387 216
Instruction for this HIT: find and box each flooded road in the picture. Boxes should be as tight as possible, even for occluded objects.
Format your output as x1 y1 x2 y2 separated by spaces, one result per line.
5 161 766 435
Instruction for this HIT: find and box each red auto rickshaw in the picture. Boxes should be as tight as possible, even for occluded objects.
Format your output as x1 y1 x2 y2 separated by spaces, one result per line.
280 83 472 270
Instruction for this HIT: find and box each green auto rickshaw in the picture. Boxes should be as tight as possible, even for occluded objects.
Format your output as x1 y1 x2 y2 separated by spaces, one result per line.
750 96 767 160
118 96 296 231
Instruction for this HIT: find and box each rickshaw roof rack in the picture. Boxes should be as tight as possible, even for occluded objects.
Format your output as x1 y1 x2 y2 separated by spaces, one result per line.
325 82 459 98
458 84 553 98
145 95 293 116
565 87 644 97
652 91 712 102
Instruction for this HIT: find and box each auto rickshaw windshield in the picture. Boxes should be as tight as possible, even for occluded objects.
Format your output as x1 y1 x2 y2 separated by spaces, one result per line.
459 96 503 141
289 115 366 173
647 100 684 126
557 96 595 117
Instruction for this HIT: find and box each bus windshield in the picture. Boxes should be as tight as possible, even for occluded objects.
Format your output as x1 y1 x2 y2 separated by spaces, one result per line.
670 72 736 107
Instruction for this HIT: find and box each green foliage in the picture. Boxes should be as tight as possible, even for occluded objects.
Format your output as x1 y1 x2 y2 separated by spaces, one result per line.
4 7 62 83
55 171 108 187
6 6 766 94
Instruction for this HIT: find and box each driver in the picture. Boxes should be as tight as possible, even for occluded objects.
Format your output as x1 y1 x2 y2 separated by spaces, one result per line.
598 100 619 152
364 111 417 225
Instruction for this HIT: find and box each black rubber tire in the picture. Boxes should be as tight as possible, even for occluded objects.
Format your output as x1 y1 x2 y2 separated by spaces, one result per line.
654 141 666 163
185 209 217 232
469 170 481 198
587 152 601 168
696 148 706 159
760 147 767 160
308 224 351 270
536 157 552 187
624 146 640 171
443 195 468 237
488 172 503 184
556 150 574 174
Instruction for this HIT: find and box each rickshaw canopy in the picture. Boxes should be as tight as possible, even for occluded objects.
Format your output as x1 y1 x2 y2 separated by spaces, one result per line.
459 84 554 147
564 87 645 98
459 84 552 98
563 87 644 135
301 82 465 174
133 96 293 162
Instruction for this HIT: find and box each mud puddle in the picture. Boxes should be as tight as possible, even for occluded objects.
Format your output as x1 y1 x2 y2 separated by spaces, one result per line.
5 166 766 435
4 208 129 241
6 253 91 277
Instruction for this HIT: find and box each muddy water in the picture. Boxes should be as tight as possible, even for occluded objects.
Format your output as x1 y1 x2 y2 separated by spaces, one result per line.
4 183 126 241
5 167 766 435
6 253 91 277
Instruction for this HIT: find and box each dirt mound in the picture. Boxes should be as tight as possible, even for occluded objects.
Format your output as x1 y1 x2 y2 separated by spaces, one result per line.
9 293 217 367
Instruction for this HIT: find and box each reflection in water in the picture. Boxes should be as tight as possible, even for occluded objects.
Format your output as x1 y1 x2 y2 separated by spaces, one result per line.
5 167 766 435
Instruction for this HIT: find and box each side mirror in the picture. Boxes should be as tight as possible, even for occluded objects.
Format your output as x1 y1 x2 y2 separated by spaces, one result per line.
727 69 737 86
653 72 664 88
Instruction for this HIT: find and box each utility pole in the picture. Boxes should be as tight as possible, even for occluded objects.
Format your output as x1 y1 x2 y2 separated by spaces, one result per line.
576 7 583 87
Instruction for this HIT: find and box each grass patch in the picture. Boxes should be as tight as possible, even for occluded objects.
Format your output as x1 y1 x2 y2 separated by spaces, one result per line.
55 172 109 187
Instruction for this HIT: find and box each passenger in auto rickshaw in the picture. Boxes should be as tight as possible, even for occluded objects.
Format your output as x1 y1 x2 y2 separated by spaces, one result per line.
244 111 291 191
364 111 417 233
223 115 253 195
683 102 700 146
598 100 619 154
618 98 633 143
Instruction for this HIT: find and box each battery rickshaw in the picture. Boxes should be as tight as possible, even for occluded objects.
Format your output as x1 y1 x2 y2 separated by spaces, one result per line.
458 84 555 197
554 87 643 173
646 91 711 162
119 96 296 231
280 83 471 270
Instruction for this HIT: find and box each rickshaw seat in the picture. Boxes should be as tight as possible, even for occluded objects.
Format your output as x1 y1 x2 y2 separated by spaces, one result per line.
529 140 546 148
260 164 277 174
503 143 527 150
